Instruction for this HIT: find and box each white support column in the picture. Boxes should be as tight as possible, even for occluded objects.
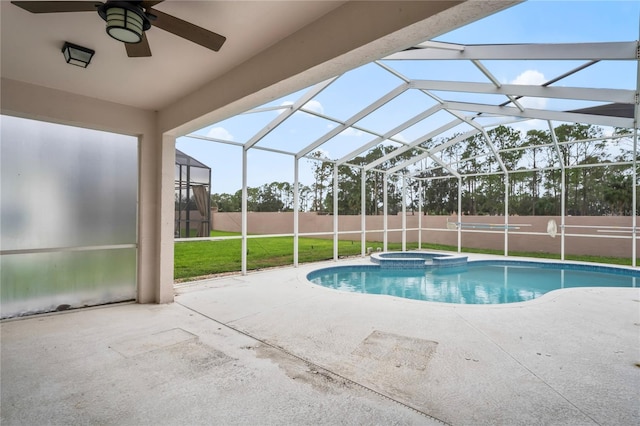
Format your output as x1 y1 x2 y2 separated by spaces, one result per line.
383 173 388 252
333 163 339 261
241 148 248 275
293 157 299 267
549 121 566 261
633 128 637 267
418 180 422 250
361 167 366 257
633 41 639 267
561 168 566 260
504 173 509 257
457 177 462 253
402 175 407 252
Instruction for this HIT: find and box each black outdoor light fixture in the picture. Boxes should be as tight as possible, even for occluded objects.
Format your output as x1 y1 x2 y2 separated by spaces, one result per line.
61 42 95 68
97 1 151 44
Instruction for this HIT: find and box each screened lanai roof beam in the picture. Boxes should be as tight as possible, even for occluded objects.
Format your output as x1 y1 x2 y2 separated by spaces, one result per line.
297 102 422 147
418 87 509 174
385 41 637 61
412 173 454 182
370 61 468 173
364 118 463 171
447 149 496 167
374 60 410 83
295 107 406 145
519 60 599 92
441 101 634 128
461 60 600 127
336 104 443 165
429 129 480 156
295 82 409 159
186 133 245 147
186 134 297 157
244 76 337 150
471 116 534 130
452 156 631 178
411 81 635 104
492 60 600 112
387 150 461 179
385 151 433 174
498 133 634 155
472 60 525 112
548 120 565 170
410 40 465 51
480 131 508 175
407 167 446 179
452 161 630 178
402 128 487 176
244 105 292 114
443 106 508 174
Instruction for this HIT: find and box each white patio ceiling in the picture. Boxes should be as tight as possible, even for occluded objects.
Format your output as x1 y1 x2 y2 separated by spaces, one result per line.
186 39 639 180
0 0 347 111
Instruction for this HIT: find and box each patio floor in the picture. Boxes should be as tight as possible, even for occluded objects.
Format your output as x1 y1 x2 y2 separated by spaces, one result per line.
2 254 639 425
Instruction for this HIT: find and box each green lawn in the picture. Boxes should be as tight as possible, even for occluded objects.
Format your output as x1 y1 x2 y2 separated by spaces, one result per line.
174 231 636 281
175 232 417 280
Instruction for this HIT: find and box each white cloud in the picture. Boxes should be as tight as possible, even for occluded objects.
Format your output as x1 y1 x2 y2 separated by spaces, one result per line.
509 70 547 110
206 126 234 141
303 99 324 114
511 69 545 86
501 70 549 132
341 127 363 137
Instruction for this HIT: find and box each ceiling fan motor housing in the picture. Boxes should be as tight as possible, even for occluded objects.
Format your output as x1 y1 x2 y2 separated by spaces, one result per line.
98 1 152 44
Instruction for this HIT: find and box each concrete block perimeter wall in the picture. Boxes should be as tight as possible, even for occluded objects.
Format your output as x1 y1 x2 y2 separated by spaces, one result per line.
210 211 637 259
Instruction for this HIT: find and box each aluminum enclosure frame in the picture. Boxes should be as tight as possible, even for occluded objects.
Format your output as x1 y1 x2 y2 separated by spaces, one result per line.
183 39 640 273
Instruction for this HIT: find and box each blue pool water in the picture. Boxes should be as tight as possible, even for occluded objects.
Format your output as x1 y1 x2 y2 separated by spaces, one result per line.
306 261 639 304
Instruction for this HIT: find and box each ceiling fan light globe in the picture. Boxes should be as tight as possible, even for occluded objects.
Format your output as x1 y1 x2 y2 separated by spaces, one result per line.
105 6 144 43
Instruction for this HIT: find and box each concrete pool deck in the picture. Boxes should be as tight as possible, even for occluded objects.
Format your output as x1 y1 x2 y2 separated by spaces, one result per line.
2 254 639 425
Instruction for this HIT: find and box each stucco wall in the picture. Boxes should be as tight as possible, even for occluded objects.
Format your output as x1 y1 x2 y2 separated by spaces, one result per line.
212 211 636 258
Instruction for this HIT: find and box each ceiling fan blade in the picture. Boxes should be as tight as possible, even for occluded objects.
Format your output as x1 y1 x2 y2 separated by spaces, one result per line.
148 8 226 52
125 33 152 58
11 1 101 13
140 0 164 9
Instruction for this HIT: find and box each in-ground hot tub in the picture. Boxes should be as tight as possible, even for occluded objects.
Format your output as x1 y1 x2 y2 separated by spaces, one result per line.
370 251 468 269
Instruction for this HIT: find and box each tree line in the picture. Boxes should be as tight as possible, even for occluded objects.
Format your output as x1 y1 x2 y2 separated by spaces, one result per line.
211 124 636 216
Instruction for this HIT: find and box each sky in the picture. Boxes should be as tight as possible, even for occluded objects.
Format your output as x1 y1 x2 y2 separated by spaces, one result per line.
176 1 640 195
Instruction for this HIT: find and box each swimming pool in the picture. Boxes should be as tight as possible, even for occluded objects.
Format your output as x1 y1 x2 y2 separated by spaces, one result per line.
306 260 639 304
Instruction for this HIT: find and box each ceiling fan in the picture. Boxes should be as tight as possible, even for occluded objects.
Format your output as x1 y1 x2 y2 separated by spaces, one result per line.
11 1 227 57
